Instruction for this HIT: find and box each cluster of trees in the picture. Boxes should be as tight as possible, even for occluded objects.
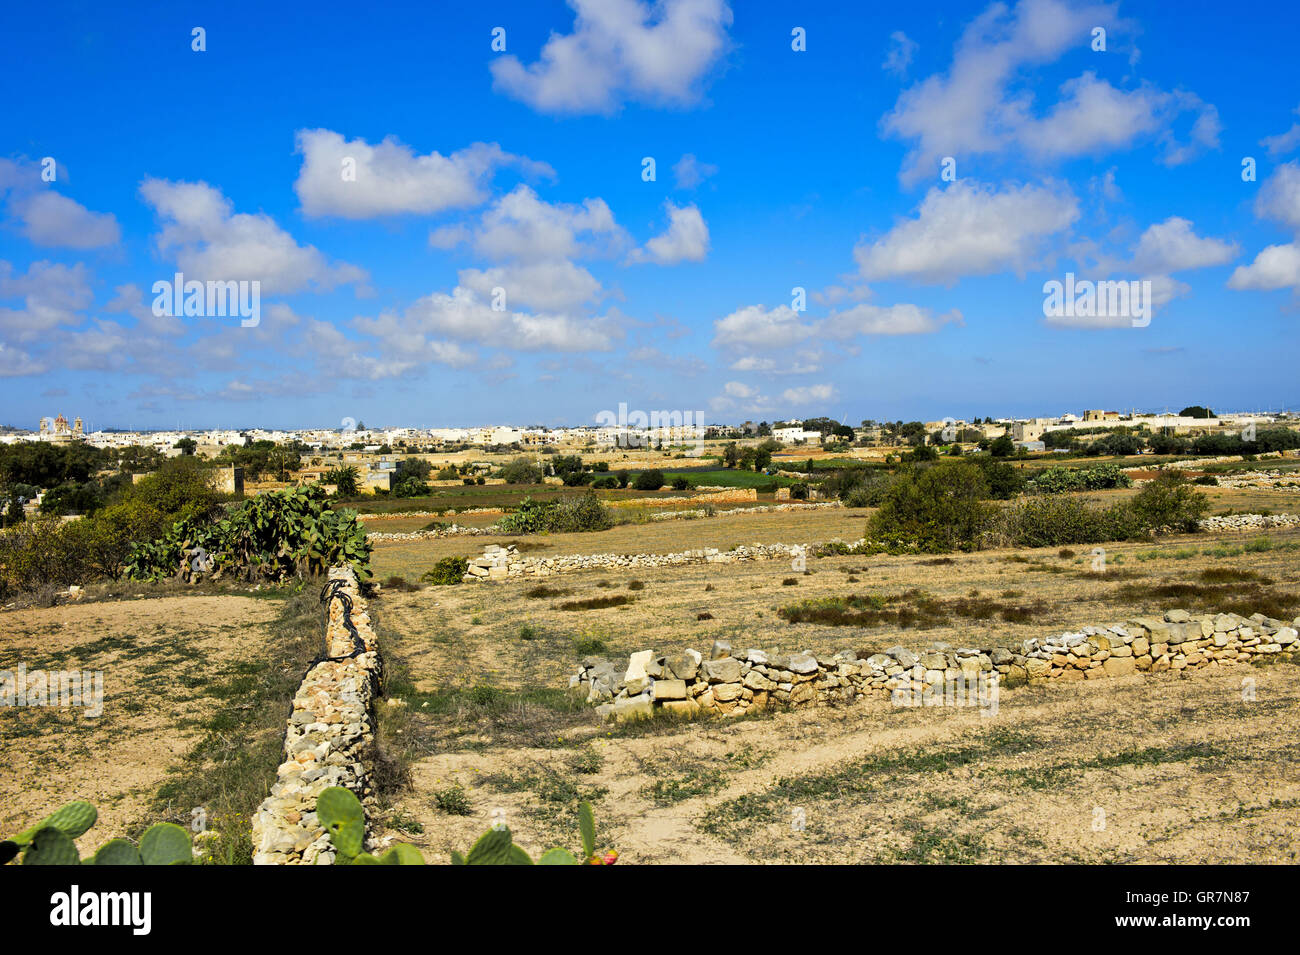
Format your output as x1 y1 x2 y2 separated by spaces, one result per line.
214 439 304 481
720 440 779 471
1044 425 1300 457
867 461 1209 553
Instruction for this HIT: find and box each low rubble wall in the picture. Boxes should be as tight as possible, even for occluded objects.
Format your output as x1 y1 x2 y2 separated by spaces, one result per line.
574 609 1300 721
251 566 383 864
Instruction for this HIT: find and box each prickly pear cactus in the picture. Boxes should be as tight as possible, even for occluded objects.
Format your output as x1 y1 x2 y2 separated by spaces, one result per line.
317 786 366 862
2 799 194 866
449 800 616 865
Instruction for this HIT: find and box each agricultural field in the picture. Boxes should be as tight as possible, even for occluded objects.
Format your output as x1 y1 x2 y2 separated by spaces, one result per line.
5 472 1299 865
361 503 1300 864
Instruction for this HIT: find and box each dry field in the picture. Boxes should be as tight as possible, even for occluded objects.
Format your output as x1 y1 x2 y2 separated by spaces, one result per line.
368 519 1300 864
368 506 872 579
4 485 1298 864
0 594 287 846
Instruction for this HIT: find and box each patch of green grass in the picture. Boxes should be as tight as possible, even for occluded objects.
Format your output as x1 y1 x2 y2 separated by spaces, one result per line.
432 783 472 816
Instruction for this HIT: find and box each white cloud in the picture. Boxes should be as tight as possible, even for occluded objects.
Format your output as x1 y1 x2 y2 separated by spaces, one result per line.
631 201 709 264
0 260 94 343
490 0 733 115
673 153 717 189
11 191 120 248
1130 217 1237 274
1228 162 1300 293
881 0 1218 185
1253 161 1300 232
458 260 603 311
1227 244 1300 292
1260 105 1300 158
782 383 836 405
821 303 962 337
451 185 627 263
360 286 622 356
140 177 367 294
854 180 1079 284
882 31 918 77
712 304 815 350
294 129 553 219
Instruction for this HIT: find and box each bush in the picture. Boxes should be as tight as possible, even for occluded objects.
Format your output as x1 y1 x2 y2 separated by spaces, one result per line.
1128 471 1209 532
670 476 690 490
549 492 614 533
867 461 992 552
422 556 468 586
789 482 809 500
1027 463 1131 493
499 457 543 484
633 469 664 491
991 497 1141 548
590 476 619 489
393 477 431 498
498 493 613 535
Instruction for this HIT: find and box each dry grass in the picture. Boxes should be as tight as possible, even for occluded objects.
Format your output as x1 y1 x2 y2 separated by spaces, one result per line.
366 519 1300 863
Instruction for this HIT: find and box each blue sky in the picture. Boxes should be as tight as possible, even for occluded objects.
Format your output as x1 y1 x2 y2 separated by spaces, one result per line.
2 0 1298 430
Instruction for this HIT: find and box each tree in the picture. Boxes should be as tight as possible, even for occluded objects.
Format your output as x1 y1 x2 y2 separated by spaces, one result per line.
325 466 360 497
989 434 1016 457
868 460 992 551
633 469 664 491
1179 406 1214 419
174 438 197 456
500 457 542 484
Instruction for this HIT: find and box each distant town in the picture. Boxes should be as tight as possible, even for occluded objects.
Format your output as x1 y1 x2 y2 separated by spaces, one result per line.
5 407 1292 455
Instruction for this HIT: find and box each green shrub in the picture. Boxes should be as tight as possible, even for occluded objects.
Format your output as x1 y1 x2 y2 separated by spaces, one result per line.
867 461 992 552
633 469 665 491
1127 471 1209 532
423 556 468 585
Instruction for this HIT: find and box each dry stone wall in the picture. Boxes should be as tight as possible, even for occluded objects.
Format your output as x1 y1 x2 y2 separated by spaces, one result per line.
251 566 383 865
574 609 1300 721
465 540 808 580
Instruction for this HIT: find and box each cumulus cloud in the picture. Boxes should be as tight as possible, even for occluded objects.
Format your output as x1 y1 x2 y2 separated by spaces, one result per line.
711 304 815 350
821 302 962 337
294 129 553 219
881 0 1219 185
358 286 623 358
782 383 836 405
1130 217 1237 274
11 191 120 248
444 185 627 262
854 180 1079 284
630 201 709 264
0 158 120 249
490 0 733 115
673 153 717 189
1228 162 1300 293
140 177 367 294
0 260 94 343
458 260 603 312
1260 104 1300 158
